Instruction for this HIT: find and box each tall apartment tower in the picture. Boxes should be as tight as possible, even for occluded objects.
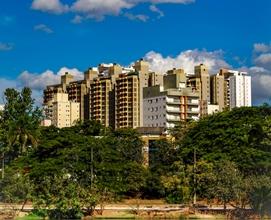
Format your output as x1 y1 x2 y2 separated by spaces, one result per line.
210 72 226 111
44 72 74 104
134 59 151 127
44 69 99 122
228 71 251 109
115 73 140 129
89 77 114 127
45 93 80 128
210 69 251 110
143 68 200 129
187 64 210 116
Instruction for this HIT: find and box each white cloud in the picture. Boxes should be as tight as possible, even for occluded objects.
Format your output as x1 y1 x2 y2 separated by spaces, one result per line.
31 0 69 14
149 5 164 18
124 13 149 22
71 15 84 24
249 66 271 104
253 43 271 53
31 0 194 20
17 67 83 91
254 53 271 69
71 0 133 20
0 42 13 51
0 67 83 106
144 49 230 74
34 24 54 34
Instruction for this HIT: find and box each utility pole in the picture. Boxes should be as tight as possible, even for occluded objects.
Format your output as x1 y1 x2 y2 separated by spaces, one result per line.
90 145 93 189
1 152 4 179
193 148 197 206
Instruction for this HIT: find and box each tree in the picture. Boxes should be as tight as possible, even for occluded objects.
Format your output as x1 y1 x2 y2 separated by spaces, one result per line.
178 106 271 175
1 87 42 155
0 88 42 179
207 160 242 210
248 175 271 218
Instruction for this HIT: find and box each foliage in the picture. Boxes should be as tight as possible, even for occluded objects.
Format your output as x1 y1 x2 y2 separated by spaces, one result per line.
1 94 271 219
0 87 42 156
178 106 271 175
248 175 271 217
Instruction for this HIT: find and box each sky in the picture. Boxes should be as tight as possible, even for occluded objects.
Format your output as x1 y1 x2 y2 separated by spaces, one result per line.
0 0 271 105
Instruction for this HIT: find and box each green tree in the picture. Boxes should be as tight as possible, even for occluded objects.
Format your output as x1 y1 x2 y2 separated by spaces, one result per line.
0 88 42 179
178 106 271 175
207 160 242 210
248 175 271 218
1 87 42 155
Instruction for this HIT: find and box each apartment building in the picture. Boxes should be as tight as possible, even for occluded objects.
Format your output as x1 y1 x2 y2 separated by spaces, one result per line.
89 77 114 127
210 69 251 110
187 64 210 116
114 60 163 129
143 67 200 129
143 86 200 129
44 69 99 123
115 73 141 129
43 59 252 129
45 93 80 128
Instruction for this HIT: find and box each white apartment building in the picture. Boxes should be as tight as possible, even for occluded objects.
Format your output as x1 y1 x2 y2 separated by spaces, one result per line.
143 86 200 129
228 70 252 109
44 93 80 128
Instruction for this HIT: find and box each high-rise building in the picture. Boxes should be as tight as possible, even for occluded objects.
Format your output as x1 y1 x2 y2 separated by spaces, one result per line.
43 59 252 130
45 93 80 128
210 69 251 110
143 87 199 129
115 73 141 129
89 77 114 127
187 64 210 116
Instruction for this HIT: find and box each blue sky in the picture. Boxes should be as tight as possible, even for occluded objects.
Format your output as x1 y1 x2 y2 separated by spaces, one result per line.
0 0 271 105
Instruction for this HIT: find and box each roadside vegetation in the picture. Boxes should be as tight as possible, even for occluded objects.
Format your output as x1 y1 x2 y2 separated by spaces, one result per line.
0 87 271 219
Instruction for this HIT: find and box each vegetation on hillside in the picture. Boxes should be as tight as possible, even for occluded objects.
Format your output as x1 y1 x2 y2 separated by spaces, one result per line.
0 88 271 219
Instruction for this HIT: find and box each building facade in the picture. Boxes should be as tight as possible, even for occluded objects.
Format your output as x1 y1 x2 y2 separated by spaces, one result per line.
210 69 252 110
45 93 80 128
43 60 252 129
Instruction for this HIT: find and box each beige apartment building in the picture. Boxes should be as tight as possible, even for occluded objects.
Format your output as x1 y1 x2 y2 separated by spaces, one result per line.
44 69 99 123
89 77 114 127
115 73 140 129
44 60 249 130
187 64 210 116
114 60 163 129
45 93 80 128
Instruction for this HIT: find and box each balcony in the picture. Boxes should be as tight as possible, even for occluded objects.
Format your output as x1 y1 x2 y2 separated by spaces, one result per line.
166 116 181 122
166 107 181 113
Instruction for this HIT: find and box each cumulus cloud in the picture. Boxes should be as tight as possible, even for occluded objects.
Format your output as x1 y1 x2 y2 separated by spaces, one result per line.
71 0 133 20
0 67 83 105
31 0 194 21
248 42 271 104
31 0 69 14
34 24 54 34
0 42 13 51
18 67 83 91
144 49 230 74
253 43 271 53
254 53 271 69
